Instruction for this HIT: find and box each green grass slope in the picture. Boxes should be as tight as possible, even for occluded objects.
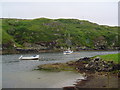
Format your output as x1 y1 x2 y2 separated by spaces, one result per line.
98 53 120 64
1 18 119 50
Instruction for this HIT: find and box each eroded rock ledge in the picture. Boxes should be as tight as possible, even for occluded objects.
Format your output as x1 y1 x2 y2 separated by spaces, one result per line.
38 56 120 73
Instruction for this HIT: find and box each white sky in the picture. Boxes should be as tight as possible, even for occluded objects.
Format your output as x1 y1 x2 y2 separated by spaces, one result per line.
0 0 119 26
0 0 119 2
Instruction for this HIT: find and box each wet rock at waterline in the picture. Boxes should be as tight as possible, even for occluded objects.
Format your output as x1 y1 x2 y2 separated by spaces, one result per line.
75 57 119 72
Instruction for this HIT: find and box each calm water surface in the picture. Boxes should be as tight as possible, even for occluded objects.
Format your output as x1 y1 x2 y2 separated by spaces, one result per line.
2 51 118 88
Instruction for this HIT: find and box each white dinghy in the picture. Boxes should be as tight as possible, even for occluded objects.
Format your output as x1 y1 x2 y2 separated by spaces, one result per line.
63 48 73 55
63 50 73 55
19 55 39 60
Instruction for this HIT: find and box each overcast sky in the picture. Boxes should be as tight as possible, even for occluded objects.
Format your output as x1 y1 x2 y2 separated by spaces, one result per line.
0 0 119 26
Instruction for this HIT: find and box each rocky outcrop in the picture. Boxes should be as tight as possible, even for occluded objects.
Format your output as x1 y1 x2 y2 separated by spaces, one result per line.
74 57 119 72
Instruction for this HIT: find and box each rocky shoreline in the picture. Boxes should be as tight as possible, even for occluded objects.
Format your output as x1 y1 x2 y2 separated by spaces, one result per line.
2 48 118 55
2 49 61 55
63 72 119 89
38 56 120 89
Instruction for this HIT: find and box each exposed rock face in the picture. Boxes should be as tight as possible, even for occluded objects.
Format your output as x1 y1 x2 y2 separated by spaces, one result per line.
74 57 119 72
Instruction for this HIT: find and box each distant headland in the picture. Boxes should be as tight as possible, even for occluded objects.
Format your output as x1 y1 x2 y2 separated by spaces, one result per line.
1 18 119 54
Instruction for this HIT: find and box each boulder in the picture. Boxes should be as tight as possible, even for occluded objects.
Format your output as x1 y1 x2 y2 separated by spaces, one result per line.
76 56 118 72
94 57 101 61
78 57 91 61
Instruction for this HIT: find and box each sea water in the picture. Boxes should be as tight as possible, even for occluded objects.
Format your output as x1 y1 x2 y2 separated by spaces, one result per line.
2 51 118 88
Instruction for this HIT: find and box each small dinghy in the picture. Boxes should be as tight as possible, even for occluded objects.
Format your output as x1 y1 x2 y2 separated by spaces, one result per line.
63 50 73 55
19 55 39 60
63 48 73 55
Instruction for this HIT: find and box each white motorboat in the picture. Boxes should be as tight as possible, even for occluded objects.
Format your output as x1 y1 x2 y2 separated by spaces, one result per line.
19 55 39 60
63 49 73 55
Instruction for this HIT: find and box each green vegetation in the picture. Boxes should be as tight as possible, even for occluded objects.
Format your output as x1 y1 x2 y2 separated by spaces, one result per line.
1 18 119 50
38 63 75 72
98 53 120 64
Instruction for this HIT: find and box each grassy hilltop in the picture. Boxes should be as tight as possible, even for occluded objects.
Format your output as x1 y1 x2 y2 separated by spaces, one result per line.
1 18 119 51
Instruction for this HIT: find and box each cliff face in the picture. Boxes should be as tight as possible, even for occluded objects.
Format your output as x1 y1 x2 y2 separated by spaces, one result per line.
1 18 119 52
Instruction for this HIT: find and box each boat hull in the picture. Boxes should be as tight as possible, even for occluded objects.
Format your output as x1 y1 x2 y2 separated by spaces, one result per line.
63 50 73 55
20 58 39 60
19 55 39 60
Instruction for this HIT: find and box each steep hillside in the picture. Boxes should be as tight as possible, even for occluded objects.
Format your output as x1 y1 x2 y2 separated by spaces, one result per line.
1 18 119 51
